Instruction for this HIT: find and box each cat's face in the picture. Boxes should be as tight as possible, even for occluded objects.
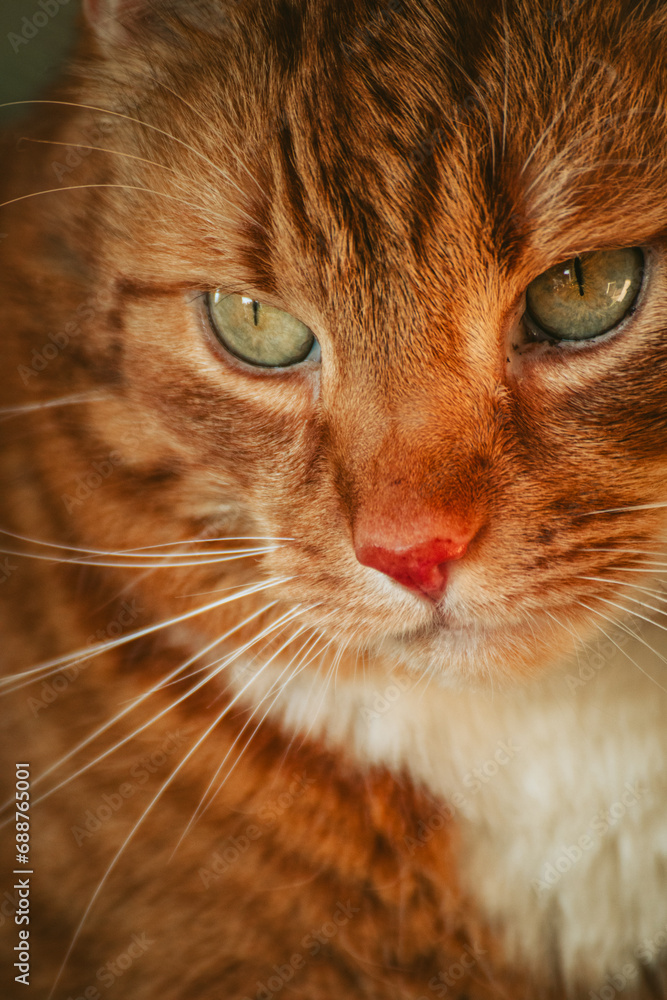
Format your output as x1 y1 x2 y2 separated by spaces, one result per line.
8 0 667 686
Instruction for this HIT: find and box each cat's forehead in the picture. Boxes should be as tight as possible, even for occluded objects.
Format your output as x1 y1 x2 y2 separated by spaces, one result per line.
186 0 665 311
95 0 667 371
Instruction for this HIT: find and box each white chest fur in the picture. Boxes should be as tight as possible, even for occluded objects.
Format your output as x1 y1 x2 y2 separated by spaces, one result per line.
233 618 667 990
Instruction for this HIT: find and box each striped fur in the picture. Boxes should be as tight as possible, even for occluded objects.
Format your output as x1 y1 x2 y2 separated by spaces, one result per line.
1 1 667 997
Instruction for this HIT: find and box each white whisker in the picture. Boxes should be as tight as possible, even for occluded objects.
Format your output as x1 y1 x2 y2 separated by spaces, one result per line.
173 619 322 847
576 575 667 607
0 392 107 419
581 502 667 516
0 545 277 570
0 608 269 820
45 646 285 1000
0 182 231 222
576 600 667 691
21 606 305 815
582 593 667 636
0 576 293 691
3 99 263 229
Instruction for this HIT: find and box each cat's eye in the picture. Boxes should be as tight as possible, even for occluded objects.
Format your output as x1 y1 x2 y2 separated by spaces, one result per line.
525 248 644 342
207 291 317 367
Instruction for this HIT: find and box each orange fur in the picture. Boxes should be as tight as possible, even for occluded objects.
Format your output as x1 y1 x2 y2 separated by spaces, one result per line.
1 1 667 997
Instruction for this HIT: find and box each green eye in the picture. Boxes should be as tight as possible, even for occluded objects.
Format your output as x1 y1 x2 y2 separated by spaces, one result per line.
525 248 644 341
207 291 317 367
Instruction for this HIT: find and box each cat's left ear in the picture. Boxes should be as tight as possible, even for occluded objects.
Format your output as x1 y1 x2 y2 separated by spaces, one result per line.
83 0 148 46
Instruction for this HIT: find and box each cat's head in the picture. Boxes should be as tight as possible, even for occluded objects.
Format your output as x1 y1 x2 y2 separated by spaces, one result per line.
4 0 667 687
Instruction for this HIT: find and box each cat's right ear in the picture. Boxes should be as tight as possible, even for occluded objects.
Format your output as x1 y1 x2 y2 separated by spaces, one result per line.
82 0 147 47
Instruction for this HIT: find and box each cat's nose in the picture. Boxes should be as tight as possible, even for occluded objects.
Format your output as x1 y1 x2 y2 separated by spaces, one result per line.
354 525 473 602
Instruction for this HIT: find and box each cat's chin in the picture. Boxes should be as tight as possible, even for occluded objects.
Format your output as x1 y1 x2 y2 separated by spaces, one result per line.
377 609 581 689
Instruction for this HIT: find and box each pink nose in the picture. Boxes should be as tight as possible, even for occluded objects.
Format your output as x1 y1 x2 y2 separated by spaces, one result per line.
355 534 471 602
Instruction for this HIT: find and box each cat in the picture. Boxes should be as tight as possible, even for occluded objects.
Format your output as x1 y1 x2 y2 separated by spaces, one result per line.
1 0 667 997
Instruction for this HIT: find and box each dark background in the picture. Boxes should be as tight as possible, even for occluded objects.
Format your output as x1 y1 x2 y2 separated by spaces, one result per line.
0 0 80 126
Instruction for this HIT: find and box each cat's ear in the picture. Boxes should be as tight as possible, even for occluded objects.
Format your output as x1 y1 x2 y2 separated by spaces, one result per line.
82 0 147 45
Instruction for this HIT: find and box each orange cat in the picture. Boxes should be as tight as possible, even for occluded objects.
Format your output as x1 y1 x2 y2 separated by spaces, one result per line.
1 0 667 997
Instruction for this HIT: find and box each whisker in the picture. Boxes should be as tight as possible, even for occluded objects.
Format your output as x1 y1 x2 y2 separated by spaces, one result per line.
0 392 107 420
576 575 667 605
580 558 667 569
3 99 263 229
19 606 305 816
0 182 231 223
148 76 266 198
21 136 177 174
173 619 322 847
581 502 667 516
604 580 667 601
0 544 277 570
0 526 293 557
209 626 331 807
576 600 667 691
121 535 295 550
0 608 269 819
581 593 667 635
0 576 293 691
582 546 667 558
580 566 667 575
543 606 587 649
45 648 282 1000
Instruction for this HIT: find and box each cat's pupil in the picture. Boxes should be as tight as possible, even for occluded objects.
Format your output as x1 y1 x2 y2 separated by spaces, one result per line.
524 247 643 342
207 291 316 367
